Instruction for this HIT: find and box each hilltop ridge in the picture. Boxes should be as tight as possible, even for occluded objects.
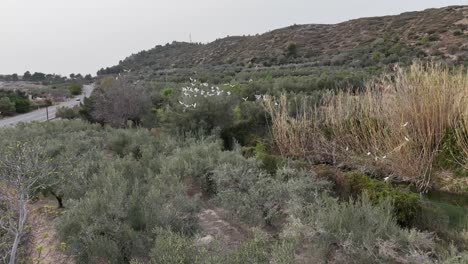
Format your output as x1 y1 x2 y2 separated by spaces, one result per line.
99 5 467 75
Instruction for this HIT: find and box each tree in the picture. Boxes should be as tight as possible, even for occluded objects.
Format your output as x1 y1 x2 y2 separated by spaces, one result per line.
67 83 83 96
0 143 55 264
11 97 31 114
23 71 31 81
84 74 93 82
3 75 17 82
286 42 298 57
0 97 16 116
31 72 46 82
92 78 151 127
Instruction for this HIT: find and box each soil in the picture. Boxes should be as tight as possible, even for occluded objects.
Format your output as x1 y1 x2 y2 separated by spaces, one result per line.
26 198 73 264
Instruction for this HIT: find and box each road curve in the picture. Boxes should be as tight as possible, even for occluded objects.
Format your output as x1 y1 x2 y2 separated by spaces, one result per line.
0 84 95 128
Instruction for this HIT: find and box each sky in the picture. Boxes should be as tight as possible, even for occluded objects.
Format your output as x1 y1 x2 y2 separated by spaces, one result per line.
0 0 464 76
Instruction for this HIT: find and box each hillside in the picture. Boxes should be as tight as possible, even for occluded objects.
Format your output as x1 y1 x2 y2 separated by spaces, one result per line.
100 5 467 75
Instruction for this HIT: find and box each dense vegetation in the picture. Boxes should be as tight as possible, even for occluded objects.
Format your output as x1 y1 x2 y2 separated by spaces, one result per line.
1 5 468 263
0 91 31 115
0 119 466 263
1 62 467 263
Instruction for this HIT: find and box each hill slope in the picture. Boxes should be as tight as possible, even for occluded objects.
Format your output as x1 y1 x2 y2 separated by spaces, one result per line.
99 5 467 75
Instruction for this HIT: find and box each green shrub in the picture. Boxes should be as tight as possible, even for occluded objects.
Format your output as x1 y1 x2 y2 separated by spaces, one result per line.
0 97 16 116
11 96 31 113
344 172 422 227
67 83 83 96
434 129 466 174
150 228 207 264
56 106 80 119
255 141 283 174
284 193 436 263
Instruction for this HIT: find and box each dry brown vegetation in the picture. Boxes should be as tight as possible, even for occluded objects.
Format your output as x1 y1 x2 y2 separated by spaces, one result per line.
265 63 468 191
111 6 467 73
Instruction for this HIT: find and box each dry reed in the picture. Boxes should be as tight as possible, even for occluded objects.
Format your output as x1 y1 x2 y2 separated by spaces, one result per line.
265 63 468 191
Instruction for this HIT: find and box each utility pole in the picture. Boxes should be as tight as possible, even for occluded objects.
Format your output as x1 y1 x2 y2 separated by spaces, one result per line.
189 33 192 43
45 99 52 121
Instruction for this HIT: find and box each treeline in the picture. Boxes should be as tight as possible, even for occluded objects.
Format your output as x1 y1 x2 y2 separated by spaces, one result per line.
0 71 93 84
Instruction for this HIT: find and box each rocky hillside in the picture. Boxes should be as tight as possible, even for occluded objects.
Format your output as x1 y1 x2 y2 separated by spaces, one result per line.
99 6 467 75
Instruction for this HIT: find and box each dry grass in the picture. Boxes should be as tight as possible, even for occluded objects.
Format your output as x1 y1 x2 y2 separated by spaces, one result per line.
265 63 468 191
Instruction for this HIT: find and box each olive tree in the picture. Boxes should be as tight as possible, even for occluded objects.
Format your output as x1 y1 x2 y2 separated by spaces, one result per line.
0 143 55 264
92 78 152 128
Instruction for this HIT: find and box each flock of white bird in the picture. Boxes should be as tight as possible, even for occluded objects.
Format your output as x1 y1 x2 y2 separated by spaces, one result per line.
178 78 273 110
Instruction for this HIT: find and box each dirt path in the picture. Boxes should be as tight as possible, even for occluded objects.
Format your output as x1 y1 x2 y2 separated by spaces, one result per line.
187 179 249 249
26 198 73 264
197 204 249 249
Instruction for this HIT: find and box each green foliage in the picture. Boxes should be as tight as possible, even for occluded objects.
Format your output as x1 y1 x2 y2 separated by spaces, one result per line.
56 106 80 120
255 141 283 174
344 172 422 227
285 193 436 263
0 97 16 116
434 129 468 177
213 154 330 226
161 88 173 99
10 95 31 113
150 228 207 264
67 83 83 96
286 42 298 57
214 158 286 226
159 82 239 134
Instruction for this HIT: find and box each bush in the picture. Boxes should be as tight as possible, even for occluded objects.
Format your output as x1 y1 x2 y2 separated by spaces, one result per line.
213 154 330 226
150 228 207 264
67 83 83 96
56 106 80 119
344 172 422 227
160 81 239 134
284 193 436 263
214 158 287 226
11 96 31 113
0 97 16 116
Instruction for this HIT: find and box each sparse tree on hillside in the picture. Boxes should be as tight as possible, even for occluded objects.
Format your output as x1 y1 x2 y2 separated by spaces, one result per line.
0 143 55 264
92 78 151 127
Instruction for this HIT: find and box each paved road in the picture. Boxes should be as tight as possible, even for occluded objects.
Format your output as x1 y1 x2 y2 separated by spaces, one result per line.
0 84 94 128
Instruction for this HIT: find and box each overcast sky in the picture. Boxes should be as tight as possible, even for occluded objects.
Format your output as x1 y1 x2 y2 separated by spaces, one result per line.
0 0 464 76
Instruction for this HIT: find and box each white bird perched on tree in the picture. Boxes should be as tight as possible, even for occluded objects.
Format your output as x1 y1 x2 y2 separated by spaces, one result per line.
367 152 372 156
384 176 390 182
403 122 409 127
242 97 248 101
405 136 410 142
